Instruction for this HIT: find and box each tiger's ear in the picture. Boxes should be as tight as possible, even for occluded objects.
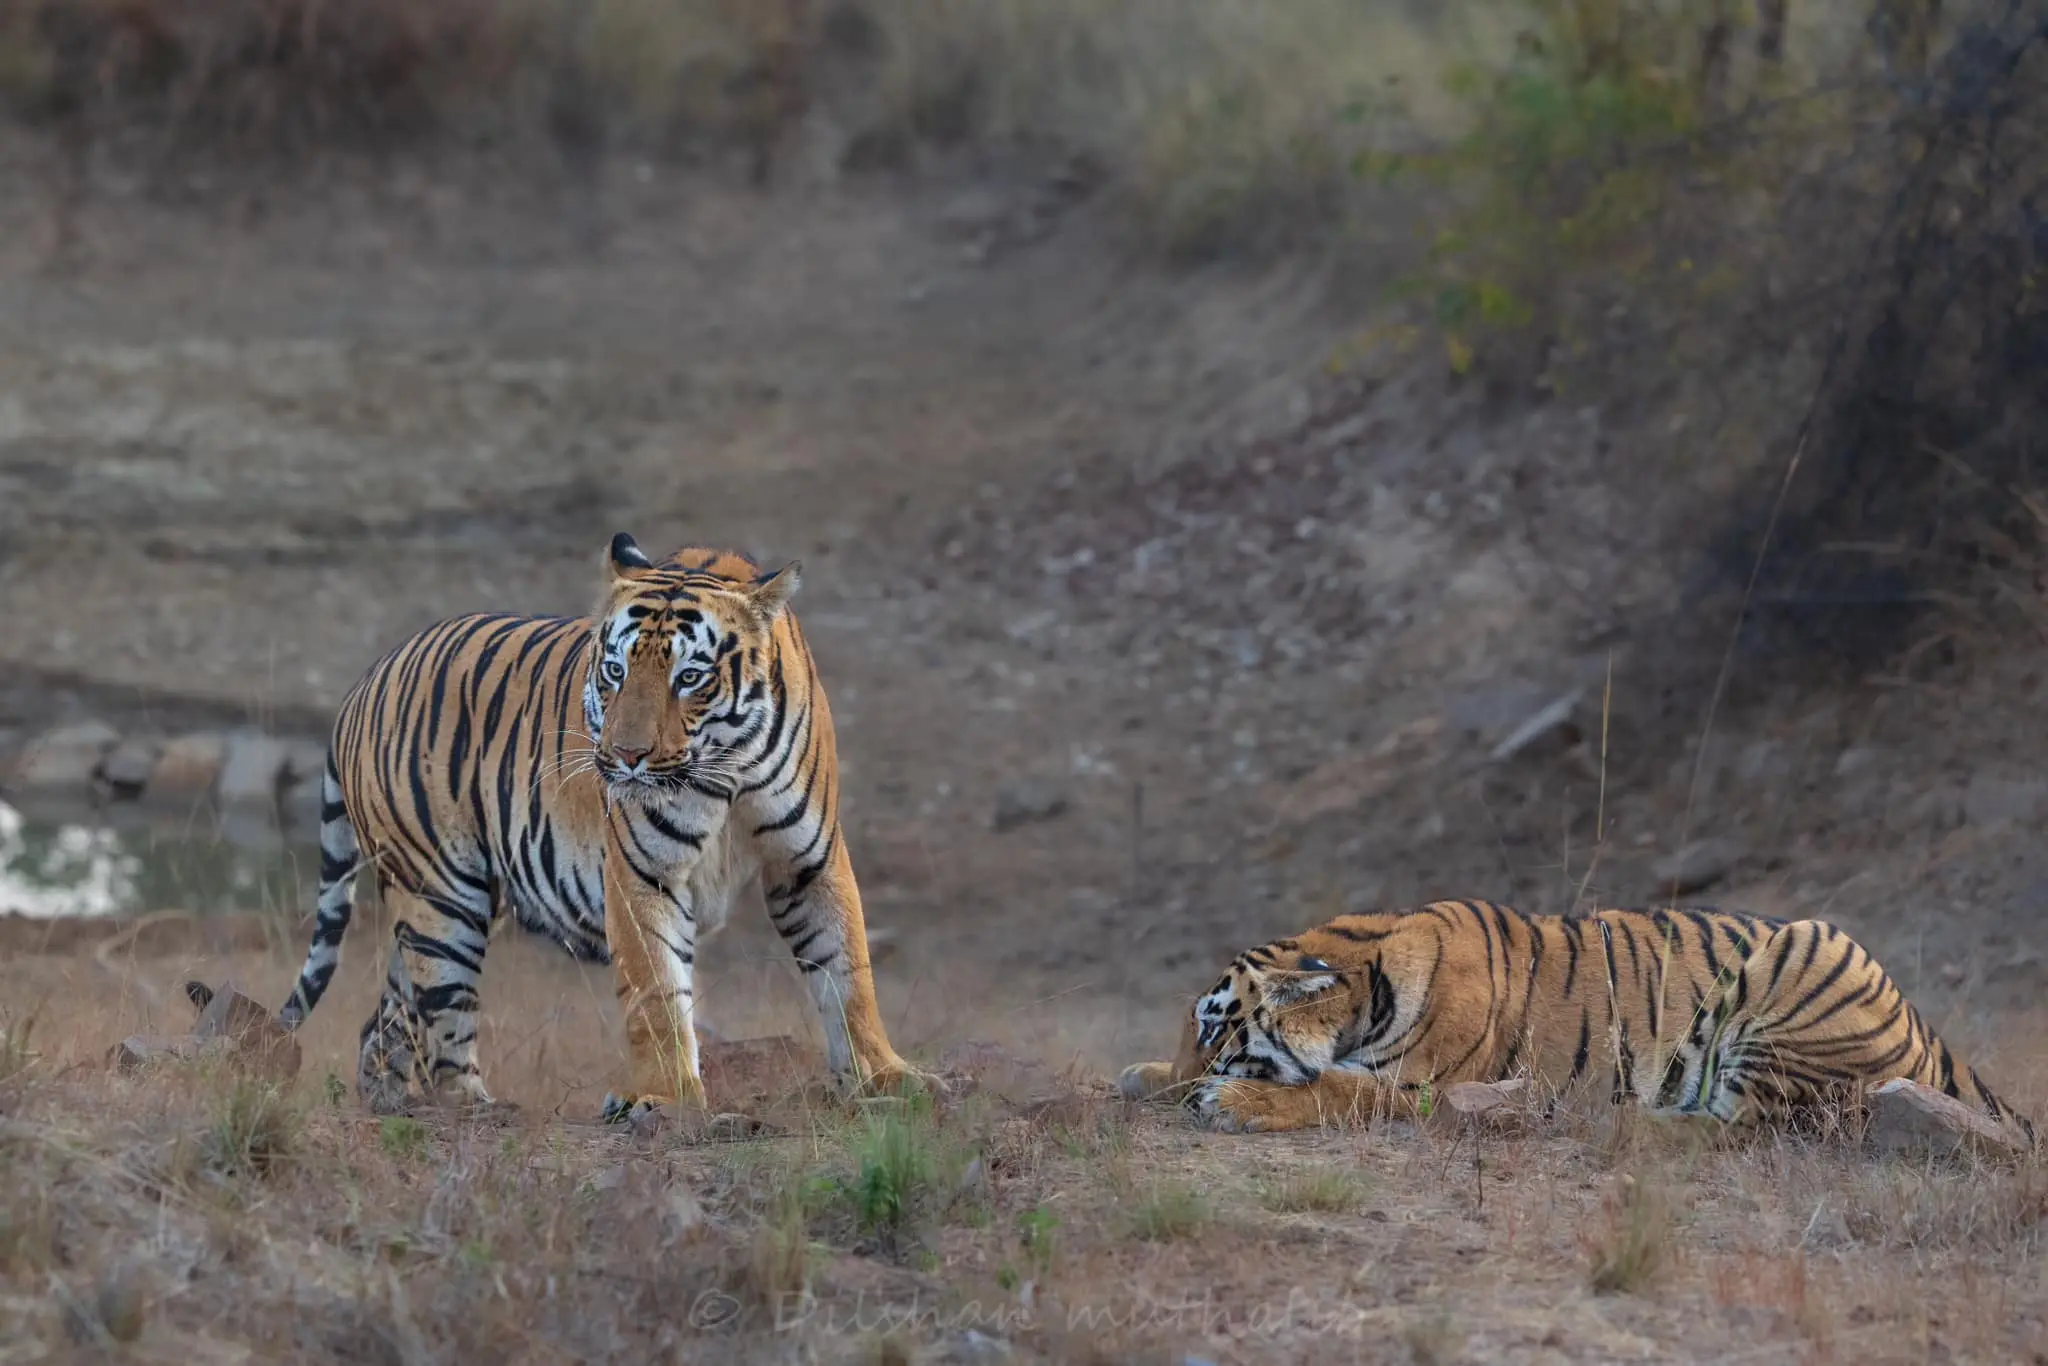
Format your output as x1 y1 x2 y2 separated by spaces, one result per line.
608 532 655 578
747 561 802 621
1267 955 1342 1008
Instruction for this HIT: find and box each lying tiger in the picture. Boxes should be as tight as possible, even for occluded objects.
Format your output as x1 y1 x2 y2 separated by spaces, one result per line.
1120 900 2034 1143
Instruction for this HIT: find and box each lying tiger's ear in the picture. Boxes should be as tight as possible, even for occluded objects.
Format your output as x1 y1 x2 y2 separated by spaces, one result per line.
608 532 655 578
748 561 802 621
1266 955 1342 1007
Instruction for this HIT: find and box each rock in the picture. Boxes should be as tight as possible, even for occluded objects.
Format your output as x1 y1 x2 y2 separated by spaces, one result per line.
936 187 1012 240
1866 1077 2029 1160
1447 682 1552 743
1443 1079 1529 1126
187 979 301 1082
1985 951 2043 986
148 732 228 802
109 1034 216 1070
97 738 162 796
1650 838 1746 896
281 777 325 837
281 740 328 788
1963 774 2048 829
1487 689 1585 763
8 720 120 792
217 730 290 809
866 924 900 964
992 780 1067 833
929 1330 1013 1364
1897 785 1965 834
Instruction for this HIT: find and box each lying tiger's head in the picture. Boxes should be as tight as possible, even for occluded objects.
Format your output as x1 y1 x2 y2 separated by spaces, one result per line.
1178 926 1400 1086
584 532 800 796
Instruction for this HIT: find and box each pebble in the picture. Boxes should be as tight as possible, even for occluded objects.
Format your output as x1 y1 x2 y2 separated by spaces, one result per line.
1649 837 1746 896
992 780 1068 833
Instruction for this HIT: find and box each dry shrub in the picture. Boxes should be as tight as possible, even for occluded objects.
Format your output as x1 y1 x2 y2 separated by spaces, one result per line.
1584 1171 1677 1293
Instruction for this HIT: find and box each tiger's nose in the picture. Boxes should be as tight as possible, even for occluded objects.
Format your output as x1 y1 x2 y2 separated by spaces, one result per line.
610 744 649 767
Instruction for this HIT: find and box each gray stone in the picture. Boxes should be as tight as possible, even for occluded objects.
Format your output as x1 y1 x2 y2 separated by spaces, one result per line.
217 730 291 809
109 1034 218 1070
936 187 1013 240
1897 785 1965 833
992 780 1067 833
1446 681 1553 743
1964 774 2048 829
1488 689 1584 762
1444 1078 1528 1119
187 978 301 1082
149 732 227 801
281 740 328 787
1866 1077 2028 1160
8 720 119 792
280 777 324 838
97 738 162 795
1650 838 1746 896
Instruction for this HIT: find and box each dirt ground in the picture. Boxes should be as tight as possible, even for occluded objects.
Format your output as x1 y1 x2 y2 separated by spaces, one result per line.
2 139 2046 1363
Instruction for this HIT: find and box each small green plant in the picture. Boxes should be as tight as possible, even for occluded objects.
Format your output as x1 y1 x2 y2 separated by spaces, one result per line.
322 1072 347 1108
0 1012 37 1084
1416 1081 1435 1120
850 1107 937 1242
1361 0 1726 383
1128 1180 1211 1242
378 1116 429 1162
202 1078 299 1179
1585 1173 1673 1293
1016 1205 1060 1276
1256 1167 1370 1214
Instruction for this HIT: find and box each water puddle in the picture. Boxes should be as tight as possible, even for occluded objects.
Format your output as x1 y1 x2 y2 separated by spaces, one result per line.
0 798 317 919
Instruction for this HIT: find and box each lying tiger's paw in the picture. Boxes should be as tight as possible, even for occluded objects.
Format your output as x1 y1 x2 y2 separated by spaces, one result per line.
1118 1060 1180 1103
600 1092 672 1126
1186 1076 1275 1134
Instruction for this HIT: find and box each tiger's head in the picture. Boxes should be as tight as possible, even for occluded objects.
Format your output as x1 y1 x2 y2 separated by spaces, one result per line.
1179 924 1404 1087
584 532 800 797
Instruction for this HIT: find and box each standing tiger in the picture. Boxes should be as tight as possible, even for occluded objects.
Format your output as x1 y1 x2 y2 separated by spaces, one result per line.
279 533 918 1119
1120 901 2032 1144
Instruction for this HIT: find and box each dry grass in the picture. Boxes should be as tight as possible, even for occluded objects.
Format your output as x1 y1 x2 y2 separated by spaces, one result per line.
1 919 2046 1363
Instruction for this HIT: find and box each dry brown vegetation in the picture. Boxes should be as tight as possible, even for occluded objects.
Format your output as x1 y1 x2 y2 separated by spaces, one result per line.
6 1 2048 1362
0 917 2044 1364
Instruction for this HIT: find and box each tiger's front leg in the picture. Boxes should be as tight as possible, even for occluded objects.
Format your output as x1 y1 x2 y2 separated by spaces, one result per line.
756 815 921 1098
1118 1008 1210 1102
1188 1071 1401 1134
599 808 709 1124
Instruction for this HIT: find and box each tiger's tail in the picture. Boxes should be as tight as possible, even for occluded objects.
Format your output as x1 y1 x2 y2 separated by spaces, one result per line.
278 752 362 1029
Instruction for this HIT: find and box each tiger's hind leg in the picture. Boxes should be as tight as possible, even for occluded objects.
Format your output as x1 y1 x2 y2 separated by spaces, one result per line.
357 878 497 1114
1689 919 1952 1130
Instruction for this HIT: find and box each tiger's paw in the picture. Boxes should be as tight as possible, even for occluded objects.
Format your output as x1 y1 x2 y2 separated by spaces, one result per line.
1118 1060 1183 1103
600 1092 663 1125
853 1055 951 1103
1187 1076 1284 1134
